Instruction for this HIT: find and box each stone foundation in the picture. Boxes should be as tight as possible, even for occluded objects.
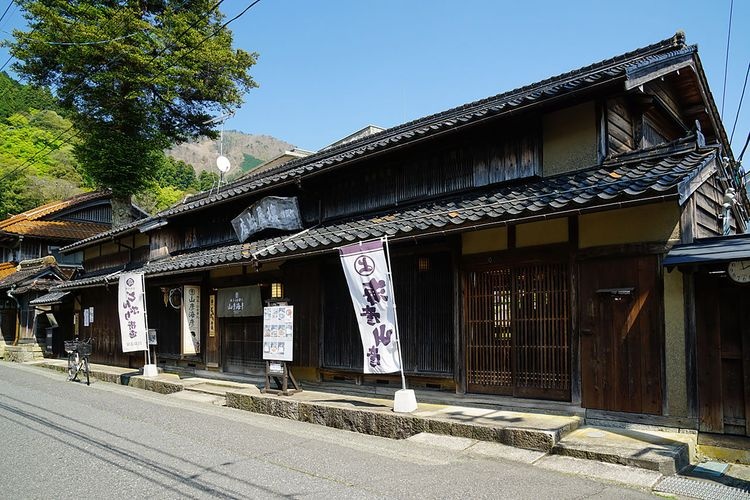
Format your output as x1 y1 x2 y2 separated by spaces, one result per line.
3 343 45 362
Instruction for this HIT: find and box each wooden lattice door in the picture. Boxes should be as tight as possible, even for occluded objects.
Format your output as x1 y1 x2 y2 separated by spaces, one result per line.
465 262 570 400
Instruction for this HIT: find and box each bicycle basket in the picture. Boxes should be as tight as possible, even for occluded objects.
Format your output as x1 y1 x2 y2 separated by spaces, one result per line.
64 340 78 353
78 340 93 356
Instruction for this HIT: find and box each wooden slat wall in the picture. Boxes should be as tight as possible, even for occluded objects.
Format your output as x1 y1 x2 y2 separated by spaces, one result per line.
284 259 321 368
646 79 684 123
62 204 112 224
694 175 723 237
696 274 724 432
146 287 181 355
321 253 455 375
315 125 540 222
79 288 137 368
607 97 635 154
322 260 362 370
393 253 454 374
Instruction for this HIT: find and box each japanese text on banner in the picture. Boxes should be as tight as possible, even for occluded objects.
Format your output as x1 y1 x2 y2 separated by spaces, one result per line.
339 239 401 374
118 272 148 353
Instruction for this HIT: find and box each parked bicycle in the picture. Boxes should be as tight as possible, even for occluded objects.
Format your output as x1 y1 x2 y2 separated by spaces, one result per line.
64 338 92 386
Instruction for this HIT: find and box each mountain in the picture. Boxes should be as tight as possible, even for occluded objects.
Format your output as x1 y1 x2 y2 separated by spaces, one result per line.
167 131 295 176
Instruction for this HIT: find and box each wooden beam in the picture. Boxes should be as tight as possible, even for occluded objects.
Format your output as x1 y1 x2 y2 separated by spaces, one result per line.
683 271 698 419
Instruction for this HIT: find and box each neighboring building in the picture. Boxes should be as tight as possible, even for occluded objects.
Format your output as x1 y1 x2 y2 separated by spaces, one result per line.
0 190 145 266
320 125 385 151
55 33 748 435
0 191 146 358
243 148 316 177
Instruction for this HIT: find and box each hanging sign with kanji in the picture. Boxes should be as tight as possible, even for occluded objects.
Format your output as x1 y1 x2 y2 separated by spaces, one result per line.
118 272 148 353
181 285 201 354
339 239 401 374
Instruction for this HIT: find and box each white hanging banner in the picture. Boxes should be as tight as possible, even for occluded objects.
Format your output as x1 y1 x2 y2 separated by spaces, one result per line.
339 239 401 374
181 285 201 354
118 272 148 353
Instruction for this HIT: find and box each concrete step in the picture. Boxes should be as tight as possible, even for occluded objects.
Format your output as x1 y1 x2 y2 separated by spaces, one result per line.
4 344 45 362
552 426 693 475
226 390 581 452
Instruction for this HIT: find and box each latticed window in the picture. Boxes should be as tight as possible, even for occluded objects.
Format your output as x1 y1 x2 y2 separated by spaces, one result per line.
465 262 570 400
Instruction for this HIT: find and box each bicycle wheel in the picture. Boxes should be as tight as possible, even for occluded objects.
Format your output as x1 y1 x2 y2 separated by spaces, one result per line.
83 357 90 386
67 353 78 381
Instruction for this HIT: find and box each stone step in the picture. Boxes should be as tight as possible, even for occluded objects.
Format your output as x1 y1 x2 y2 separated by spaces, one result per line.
226 390 580 452
551 426 692 475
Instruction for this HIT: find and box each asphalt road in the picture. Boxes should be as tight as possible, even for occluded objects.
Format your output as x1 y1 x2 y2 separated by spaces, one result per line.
0 363 656 499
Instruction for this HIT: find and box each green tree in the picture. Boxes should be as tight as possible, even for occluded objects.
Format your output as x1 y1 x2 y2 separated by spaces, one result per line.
8 1 257 226
197 170 219 191
0 109 85 218
154 156 197 191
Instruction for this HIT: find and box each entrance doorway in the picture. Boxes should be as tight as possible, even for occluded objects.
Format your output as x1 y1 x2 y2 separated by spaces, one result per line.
464 261 571 400
221 317 264 374
579 255 663 414
696 274 750 437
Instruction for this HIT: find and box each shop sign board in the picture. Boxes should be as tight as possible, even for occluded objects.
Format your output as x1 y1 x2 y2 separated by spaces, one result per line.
262 305 293 362
181 285 201 354
231 196 303 243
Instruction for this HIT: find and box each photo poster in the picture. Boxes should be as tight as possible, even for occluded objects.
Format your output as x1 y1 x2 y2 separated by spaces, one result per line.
262 306 293 362
181 285 201 354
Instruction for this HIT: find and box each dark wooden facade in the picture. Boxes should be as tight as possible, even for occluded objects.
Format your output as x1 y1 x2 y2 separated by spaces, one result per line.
57 36 749 428
695 273 750 437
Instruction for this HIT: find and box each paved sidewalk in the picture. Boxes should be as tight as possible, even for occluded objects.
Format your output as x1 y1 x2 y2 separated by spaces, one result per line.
29 358 693 477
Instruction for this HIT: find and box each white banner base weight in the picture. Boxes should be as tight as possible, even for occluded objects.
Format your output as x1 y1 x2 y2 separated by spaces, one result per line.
393 389 418 413
142 364 159 377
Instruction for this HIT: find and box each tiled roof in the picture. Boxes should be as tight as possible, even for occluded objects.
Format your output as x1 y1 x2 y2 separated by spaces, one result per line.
61 33 693 253
29 291 71 305
0 220 110 240
0 262 16 280
0 190 109 229
56 145 714 290
0 258 65 292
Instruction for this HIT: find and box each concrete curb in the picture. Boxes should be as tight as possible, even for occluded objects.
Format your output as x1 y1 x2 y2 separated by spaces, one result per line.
225 391 562 451
35 361 183 395
551 440 689 475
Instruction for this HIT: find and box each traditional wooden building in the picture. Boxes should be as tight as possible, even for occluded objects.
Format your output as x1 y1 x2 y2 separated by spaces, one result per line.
55 33 748 426
0 191 146 358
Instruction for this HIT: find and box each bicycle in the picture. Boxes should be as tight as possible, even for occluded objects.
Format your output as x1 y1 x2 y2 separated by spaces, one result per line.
64 338 92 386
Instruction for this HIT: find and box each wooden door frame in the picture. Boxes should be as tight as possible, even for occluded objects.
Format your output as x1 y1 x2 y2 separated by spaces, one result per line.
461 245 574 400
577 252 666 415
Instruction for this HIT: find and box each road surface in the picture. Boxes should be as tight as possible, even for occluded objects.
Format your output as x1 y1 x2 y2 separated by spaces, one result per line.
0 362 656 499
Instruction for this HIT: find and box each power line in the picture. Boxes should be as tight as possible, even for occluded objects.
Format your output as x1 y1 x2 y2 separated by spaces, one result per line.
721 0 734 119
739 132 750 163
126 0 260 100
0 1 14 26
0 54 11 71
729 61 749 145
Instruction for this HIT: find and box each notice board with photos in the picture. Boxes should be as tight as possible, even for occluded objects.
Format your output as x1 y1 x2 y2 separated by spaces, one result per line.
262 306 293 362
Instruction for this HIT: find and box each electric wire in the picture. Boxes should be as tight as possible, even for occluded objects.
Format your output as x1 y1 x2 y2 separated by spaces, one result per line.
721 0 734 119
123 0 260 101
729 60 749 145
0 1 14 26
739 131 750 163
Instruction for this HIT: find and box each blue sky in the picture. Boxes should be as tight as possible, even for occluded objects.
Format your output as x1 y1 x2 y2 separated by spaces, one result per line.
2 1 748 158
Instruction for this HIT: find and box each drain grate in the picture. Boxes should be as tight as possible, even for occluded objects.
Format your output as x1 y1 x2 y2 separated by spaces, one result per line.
655 476 750 500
